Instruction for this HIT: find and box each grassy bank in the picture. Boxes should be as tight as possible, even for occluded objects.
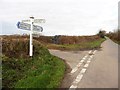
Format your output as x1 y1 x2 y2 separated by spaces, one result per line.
2 37 65 89
106 30 120 45
47 38 106 51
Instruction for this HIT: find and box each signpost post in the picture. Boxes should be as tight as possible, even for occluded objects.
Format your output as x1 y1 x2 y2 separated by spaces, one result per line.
17 16 45 56
29 16 34 56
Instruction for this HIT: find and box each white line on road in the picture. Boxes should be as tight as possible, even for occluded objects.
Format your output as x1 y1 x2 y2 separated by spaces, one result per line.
84 63 89 68
70 54 88 74
73 74 83 84
69 50 97 89
82 55 88 59
90 55 94 58
70 67 78 74
82 57 86 60
84 55 88 58
70 69 86 89
69 85 77 89
88 50 92 54
87 60 91 63
80 59 85 63
77 62 82 67
88 57 92 61
93 50 97 54
80 68 86 74
71 62 82 74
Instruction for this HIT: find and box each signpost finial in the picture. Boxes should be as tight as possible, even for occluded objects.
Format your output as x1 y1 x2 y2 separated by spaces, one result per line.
30 16 34 19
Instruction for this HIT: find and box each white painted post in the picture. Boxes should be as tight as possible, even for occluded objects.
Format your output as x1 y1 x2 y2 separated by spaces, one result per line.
29 16 34 56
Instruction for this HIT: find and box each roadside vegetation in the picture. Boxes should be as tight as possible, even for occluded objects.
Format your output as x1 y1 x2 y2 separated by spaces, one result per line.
2 36 65 89
46 37 105 50
2 34 105 88
106 29 120 45
45 35 106 50
3 35 106 51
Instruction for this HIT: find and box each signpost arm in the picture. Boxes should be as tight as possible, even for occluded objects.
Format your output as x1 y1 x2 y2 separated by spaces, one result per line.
29 17 34 56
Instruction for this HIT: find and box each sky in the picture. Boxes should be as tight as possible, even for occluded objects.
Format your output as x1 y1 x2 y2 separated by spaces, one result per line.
0 0 119 36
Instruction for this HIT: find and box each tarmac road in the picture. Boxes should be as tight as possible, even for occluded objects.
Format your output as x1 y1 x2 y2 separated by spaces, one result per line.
77 38 118 88
49 37 118 88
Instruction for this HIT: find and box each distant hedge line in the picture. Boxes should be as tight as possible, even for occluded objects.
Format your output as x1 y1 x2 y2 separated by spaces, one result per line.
2 35 101 45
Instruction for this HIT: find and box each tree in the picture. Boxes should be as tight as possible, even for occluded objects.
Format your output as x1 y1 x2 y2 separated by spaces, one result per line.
97 30 106 38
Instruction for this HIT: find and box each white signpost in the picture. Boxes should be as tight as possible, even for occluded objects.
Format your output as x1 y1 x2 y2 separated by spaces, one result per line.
30 17 34 57
22 19 45 23
17 22 43 32
17 17 45 56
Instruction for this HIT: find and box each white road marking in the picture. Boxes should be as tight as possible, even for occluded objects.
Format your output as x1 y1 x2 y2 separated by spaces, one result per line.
69 85 77 89
70 57 86 74
84 63 89 68
70 53 90 74
84 55 88 58
87 60 91 63
80 68 86 74
82 57 86 60
93 50 97 54
69 50 97 89
73 74 83 84
88 58 92 61
70 69 86 89
82 55 88 60
70 54 88 74
88 50 92 54
77 63 82 67
71 62 82 74
80 59 85 63
90 55 94 58
71 67 78 74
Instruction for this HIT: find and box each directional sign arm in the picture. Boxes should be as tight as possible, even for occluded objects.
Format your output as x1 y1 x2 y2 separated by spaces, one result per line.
17 22 43 32
17 21 20 28
34 19 46 23
22 19 45 23
22 20 30 22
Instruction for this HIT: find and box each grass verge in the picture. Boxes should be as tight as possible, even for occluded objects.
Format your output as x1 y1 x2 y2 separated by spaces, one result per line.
46 38 106 50
111 39 120 45
2 38 65 89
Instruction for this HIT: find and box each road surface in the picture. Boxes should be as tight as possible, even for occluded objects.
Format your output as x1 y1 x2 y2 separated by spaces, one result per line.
49 38 118 88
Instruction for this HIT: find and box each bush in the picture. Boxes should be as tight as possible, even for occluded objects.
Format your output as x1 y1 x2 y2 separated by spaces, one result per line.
97 30 106 38
106 30 120 44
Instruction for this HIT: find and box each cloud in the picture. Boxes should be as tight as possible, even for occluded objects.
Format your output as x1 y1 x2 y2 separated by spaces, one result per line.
0 0 119 35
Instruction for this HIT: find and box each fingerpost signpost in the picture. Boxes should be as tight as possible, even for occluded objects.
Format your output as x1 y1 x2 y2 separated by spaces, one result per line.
17 17 45 56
